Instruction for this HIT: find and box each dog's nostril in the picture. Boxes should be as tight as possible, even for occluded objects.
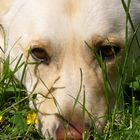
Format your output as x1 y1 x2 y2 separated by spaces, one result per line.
85 122 91 129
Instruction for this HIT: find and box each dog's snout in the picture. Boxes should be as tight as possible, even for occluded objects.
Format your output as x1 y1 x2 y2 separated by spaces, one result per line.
56 124 82 140
56 122 84 140
56 118 92 140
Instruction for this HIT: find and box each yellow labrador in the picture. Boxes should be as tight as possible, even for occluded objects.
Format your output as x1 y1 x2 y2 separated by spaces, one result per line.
0 0 140 139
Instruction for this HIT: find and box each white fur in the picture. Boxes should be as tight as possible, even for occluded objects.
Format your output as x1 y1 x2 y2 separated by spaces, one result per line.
0 0 140 139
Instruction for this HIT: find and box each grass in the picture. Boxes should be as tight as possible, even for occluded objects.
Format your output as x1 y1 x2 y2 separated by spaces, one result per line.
0 0 140 139
0 55 45 140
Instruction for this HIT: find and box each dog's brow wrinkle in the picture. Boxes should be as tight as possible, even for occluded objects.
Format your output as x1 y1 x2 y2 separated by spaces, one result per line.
65 0 78 18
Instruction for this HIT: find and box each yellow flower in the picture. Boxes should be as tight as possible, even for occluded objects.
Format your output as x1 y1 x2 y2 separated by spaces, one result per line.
26 112 38 125
0 115 3 123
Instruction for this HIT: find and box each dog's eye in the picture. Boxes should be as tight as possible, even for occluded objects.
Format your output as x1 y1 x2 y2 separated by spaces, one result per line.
97 45 121 61
30 47 50 64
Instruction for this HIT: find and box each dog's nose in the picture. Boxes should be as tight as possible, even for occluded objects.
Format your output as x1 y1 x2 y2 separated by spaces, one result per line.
56 123 83 140
56 120 92 140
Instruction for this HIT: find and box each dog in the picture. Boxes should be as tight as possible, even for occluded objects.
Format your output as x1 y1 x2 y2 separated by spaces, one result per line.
0 0 140 139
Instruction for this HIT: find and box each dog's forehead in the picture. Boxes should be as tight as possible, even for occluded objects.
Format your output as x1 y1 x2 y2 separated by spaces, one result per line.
2 0 137 44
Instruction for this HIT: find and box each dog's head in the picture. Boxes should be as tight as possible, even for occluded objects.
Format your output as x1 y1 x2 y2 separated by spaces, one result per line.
0 0 140 139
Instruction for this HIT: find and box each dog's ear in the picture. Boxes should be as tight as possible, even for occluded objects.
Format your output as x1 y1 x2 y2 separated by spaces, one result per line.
0 0 12 16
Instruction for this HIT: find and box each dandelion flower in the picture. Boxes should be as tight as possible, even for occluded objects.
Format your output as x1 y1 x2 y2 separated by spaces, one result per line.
0 115 3 123
26 112 38 125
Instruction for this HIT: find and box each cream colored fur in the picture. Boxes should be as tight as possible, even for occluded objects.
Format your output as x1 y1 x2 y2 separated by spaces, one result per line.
0 0 140 139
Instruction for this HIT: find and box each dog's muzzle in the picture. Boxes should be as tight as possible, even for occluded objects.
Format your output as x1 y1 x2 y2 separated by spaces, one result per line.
56 115 94 140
